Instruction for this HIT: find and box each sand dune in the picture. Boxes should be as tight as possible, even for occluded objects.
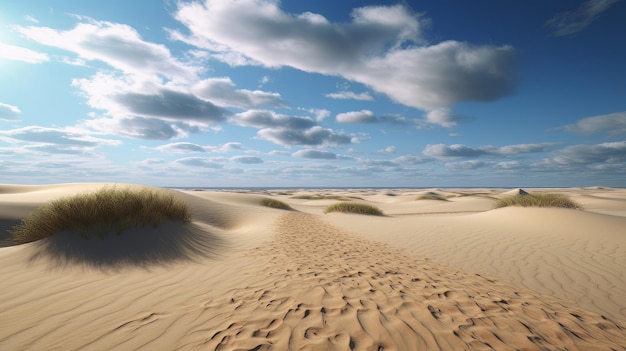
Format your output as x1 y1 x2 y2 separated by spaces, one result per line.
1 184 625 350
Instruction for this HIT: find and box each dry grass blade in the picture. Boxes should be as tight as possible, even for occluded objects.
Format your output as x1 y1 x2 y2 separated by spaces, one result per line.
10 187 191 243
259 197 293 210
324 202 384 216
494 193 583 209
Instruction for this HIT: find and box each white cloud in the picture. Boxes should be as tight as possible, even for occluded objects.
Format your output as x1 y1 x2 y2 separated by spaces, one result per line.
193 77 285 108
423 142 555 159
231 155 263 164
0 126 121 155
173 157 223 168
173 1 516 114
424 108 462 128
292 149 337 159
550 140 626 166
377 146 396 154
232 110 316 129
309 108 331 122
325 91 373 101
546 0 620 36
258 126 353 146
445 160 487 170
0 102 21 121
336 110 377 123
558 112 626 135
0 42 49 63
17 19 198 81
391 155 428 165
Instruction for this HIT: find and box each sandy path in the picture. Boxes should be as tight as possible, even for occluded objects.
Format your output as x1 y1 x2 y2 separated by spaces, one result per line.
185 213 626 350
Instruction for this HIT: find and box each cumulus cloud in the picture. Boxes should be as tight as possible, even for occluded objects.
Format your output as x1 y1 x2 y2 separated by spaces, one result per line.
232 110 316 129
292 149 337 159
231 155 263 163
377 146 396 154
173 157 223 168
17 19 198 81
391 155 429 165
423 142 555 158
111 89 229 122
445 160 487 170
0 126 119 146
172 1 516 114
193 77 285 108
550 141 626 166
85 116 201 140
0 102 21 121
74 74 230 139
325 91 373 101
156 141 243 153
546 0 620 36
336 110 377 123
558 112 626 135
0 42 49 63
424 108 463 127
258 126 353 146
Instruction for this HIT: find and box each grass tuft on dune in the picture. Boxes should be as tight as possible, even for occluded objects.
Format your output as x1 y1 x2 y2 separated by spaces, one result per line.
259 197 293 210
494 193 583 210
324 202 384 216
10 187 191 243
416 193 449 201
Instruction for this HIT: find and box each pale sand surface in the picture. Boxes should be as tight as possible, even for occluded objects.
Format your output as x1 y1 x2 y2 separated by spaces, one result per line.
1 184 625 350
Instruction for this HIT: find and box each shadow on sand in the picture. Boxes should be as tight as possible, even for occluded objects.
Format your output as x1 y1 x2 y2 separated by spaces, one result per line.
27 221 227 271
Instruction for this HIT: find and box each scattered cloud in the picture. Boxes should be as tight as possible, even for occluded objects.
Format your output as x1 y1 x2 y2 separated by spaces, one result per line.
0 42 49 63
0 102 21 121
156 141 242 153
231 155 263 164
336 110 377 123
193 77 285 108
232 110 315 129
546 0 620 36
173 1 516 115
309 108 331 122
423 142 555 158
424 108 464 128
292 149 337 159
558 111 626 135
173 157 223 168
391 155 429 165
17 18 198 81
377 146 396 154
549 140 626 166
325 91 373 101
445 160 487 170
258 126 353 146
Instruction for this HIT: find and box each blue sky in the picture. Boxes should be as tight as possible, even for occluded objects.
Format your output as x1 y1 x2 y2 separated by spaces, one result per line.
1 0 625 187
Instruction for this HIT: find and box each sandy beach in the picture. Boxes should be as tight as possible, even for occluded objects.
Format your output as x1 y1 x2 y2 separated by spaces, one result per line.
1 184 625 350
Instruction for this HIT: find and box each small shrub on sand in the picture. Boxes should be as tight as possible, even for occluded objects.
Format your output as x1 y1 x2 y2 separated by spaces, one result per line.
259 197 293 210
10 187 191 243
416 193 449 201
493 194 583 210
324 202 384 216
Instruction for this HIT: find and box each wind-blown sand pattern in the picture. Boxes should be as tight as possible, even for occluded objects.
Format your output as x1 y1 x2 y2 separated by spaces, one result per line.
1 184 625 350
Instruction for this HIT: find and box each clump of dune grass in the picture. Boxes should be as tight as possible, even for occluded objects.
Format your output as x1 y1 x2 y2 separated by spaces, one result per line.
493 194 583 210
292 195 353 201
10 187 191 243
324 202 384 216
259 197 293 210
416 193 449 201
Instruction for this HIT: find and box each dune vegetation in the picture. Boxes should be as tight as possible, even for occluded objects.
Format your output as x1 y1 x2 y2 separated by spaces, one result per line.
291 195 357 201
10 187 191 243
324 202 384 216
416 193 449 201
494 193 583 209
259 197 293 210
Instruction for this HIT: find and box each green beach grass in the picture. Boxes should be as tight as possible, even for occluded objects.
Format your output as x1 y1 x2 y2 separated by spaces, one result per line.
324 202 384 216
10 187 192 243
416 193 449 201
493 193 583 210
259 197 293 210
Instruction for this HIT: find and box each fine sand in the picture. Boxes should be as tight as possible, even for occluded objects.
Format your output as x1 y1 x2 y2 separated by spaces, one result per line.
0 184 625 350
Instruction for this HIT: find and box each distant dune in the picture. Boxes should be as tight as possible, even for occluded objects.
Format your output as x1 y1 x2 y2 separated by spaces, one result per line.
1 184 625 349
